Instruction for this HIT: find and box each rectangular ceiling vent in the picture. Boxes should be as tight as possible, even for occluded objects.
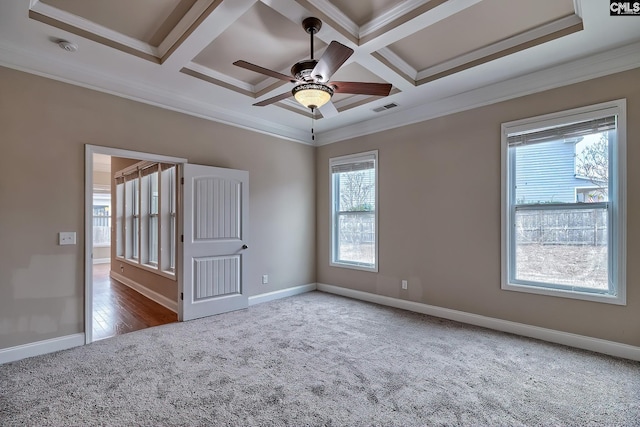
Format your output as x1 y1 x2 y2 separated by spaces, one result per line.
373 103 398 113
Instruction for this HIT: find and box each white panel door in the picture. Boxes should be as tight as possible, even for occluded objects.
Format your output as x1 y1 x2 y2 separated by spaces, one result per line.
179 164 249 321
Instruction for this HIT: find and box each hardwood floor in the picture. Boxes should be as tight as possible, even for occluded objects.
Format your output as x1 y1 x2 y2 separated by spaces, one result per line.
92 263 177 341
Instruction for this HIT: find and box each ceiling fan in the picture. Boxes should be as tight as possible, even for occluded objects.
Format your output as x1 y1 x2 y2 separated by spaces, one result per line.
233 17 392 118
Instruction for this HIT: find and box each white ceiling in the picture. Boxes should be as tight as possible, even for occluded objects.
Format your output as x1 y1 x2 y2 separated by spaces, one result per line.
0 0 639 145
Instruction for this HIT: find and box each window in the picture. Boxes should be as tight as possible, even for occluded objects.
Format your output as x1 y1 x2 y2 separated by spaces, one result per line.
330 151 378 272
502 100 626 304
115 161 177 277
92 194 111 247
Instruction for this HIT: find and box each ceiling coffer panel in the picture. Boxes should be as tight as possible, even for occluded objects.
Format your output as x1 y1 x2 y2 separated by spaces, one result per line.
385 0 578 82
327 0 405 26
192 2 325 87
41 0 197 47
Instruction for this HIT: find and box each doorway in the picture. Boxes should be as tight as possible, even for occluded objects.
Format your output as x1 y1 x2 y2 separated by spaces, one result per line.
85 145 187 344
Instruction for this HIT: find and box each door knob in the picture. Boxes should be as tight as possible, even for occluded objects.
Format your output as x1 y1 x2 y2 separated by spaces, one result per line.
242 244 248 249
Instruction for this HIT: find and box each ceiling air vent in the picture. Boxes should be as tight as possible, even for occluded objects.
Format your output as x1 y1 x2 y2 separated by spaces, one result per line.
373 103 398 113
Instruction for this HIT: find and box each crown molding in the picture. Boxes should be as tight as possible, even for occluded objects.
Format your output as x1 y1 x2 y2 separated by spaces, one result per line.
186 61 255 93
416 14 583 82
359 0 431 39
573 0 583 18
375 47 417 81
300 0 358 38
0 40 313 145
317 41 640 145
156 0 218 56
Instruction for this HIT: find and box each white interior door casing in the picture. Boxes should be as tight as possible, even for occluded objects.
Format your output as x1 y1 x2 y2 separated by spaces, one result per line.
179 164 249 321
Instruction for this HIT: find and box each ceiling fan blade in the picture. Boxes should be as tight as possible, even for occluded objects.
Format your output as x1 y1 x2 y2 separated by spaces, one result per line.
329 81 392 96
233 60 295 82
311 41 354 82
318 101 339 119
253 91 292 107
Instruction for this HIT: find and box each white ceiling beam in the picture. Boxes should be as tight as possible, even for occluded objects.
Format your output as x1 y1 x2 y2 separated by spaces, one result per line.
358 0 483 52
160 0 258 71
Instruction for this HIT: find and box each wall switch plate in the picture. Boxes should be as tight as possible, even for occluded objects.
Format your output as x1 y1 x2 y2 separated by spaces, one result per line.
59 232 76 245
262 274 269 284
401 280 408 290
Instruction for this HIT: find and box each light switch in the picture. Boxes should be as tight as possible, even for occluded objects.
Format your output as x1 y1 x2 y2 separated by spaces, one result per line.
59 232 76 245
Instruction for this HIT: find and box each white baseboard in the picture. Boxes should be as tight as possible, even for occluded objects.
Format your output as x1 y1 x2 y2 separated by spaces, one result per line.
249 283 317 306
317 283 640 362
110 271 178 313
0 333 85 364
93 257 110 264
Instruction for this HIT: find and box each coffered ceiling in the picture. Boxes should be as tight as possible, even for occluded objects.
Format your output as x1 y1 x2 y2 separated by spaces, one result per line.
0 0 639 145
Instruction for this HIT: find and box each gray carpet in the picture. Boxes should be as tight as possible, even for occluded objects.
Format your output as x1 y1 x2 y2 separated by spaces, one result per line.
1 291 638 426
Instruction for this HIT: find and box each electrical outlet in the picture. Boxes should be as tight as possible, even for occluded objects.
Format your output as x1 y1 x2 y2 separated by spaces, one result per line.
401 280 408 290
262 274 269 284
59 232 76 246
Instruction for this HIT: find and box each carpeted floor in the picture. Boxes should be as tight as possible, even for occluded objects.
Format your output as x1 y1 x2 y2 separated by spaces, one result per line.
1 291 638 426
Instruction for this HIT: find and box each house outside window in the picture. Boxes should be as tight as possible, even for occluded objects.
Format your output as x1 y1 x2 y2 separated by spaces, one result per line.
501 100 626 304
115 161 177 278
330 150 378 272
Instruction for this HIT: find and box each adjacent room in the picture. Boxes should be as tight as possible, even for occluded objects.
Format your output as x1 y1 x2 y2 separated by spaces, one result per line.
1 0 639 425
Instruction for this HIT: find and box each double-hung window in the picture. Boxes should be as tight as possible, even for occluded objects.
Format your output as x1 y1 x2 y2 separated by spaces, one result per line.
502 100 626 304
115 161 177 277
330 150 378 272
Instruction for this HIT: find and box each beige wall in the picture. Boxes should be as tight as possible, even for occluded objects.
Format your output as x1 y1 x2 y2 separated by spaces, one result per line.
0 66 316 349
1 61 638 352
317 68 640 347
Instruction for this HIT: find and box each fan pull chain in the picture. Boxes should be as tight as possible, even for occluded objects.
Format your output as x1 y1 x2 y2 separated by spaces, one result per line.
311 107 315 141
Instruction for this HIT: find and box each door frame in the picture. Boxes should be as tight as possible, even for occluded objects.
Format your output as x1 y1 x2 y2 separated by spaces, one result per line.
84 144 187 344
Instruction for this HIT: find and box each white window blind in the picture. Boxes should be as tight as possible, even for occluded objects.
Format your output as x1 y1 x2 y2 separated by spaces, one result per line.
508 116 616 147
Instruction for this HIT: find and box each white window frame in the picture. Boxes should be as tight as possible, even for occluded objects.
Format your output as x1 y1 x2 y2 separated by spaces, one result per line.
501 99 626 305
115 161 177 280
330 150 379 272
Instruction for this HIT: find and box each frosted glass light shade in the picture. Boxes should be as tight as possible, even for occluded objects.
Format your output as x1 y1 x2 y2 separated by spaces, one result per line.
292 83 333 109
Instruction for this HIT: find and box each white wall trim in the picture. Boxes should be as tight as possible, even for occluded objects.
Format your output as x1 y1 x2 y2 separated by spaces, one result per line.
317 283 640 362
0 333 85 365
93 257 110 265
110 271 178 313
248 283 317 306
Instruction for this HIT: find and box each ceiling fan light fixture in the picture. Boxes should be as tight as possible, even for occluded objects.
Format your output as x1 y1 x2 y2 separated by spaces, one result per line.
292 83 333 109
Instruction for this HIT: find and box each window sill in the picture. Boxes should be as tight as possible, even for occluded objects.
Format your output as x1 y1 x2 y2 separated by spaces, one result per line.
330 261 378 273
501 281 625 305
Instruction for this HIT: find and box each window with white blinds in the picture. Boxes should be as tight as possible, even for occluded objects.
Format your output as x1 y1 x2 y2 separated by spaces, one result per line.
501 100 626 305
330 151 378 271
115 161 177 278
